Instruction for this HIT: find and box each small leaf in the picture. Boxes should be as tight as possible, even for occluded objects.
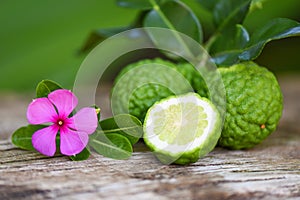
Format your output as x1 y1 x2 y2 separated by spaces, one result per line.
11 125 46 151
79 27 130 53
212 18 300 66
89 132 132 160
240 18 300 61
213 0 251 32
79 8 153 54
36 79 62 98
144 0 203 43
69 148 90 161
99 114 143 145
79 10 150 53
210 24 249 54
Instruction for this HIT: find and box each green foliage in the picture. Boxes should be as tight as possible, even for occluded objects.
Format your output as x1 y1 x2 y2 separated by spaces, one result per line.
196 0 220 11
80 27 130 53
88 114 143 159
89 132 133 160
81 0 300 66
144 0 203 43
99 114 143 145
212 18 300 65
11 124 90 160
70 148 91 161
36 80 62 98
212 0 251 32
1 0 300 91
12 125 46 151
240 18 300 60
210 24 250 55
79 11 147 53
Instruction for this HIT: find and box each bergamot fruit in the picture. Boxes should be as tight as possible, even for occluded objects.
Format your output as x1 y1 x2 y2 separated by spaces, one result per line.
112 58 207 121
143 93 221 165
216 62 283 149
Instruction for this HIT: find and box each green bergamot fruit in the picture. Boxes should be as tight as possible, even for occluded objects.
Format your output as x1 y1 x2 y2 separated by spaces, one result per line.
216 62 283 149
112 58 207 121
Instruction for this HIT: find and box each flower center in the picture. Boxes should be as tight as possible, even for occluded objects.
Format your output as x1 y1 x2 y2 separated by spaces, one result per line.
57 120 64 126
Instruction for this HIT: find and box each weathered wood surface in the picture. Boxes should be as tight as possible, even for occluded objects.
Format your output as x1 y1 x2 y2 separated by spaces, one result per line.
0 75 300 200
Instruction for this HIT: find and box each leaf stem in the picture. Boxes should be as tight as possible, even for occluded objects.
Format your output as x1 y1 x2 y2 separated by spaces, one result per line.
149 0 195 59
96 126 140 134
204 33 219 52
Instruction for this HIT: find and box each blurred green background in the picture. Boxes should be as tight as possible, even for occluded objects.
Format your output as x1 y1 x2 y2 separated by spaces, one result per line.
1 0 300 91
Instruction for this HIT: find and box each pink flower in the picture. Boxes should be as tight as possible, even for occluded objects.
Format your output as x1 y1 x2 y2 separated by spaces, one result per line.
26 89 98 156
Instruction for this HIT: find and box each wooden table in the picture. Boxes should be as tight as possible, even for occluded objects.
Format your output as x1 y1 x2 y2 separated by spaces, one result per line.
1 75 299 200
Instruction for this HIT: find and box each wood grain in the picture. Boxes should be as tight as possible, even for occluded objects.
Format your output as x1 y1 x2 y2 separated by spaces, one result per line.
0 76 299 200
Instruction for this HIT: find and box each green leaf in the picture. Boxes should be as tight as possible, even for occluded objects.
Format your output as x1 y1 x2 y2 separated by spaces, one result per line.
240 18 300 61
130 10 151 27
210 24 249 54
212 18 300 66
11 125 46 151
196 0 220 11
144 0 203 43
69 148 90 161
99 114 143 145
79 27 130 53
79 11 149 54
213 0 251 32
211 51 241 66
89 132 132 160
36 79 62 98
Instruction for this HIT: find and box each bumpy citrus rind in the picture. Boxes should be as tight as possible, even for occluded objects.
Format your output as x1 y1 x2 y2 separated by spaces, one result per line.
217 62 283 149
112 58 208 121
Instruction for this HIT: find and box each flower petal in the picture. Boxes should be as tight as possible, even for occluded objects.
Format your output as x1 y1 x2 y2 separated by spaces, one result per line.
69 107 98 134
32 125 58 156
27 98 57 124
48 89 78 118
60 129 88 156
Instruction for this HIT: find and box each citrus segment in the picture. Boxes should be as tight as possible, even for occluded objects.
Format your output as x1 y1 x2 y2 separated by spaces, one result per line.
143 93 221 165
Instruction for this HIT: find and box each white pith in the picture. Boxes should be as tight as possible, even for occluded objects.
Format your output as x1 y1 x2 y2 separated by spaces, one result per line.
144 93 218 155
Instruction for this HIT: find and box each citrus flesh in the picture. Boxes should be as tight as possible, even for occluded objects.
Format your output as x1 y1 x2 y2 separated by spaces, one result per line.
143 93 221 165
216 62 283 149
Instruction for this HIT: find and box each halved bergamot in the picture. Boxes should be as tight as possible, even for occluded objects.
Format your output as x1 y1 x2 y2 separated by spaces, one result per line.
143 93 221 165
